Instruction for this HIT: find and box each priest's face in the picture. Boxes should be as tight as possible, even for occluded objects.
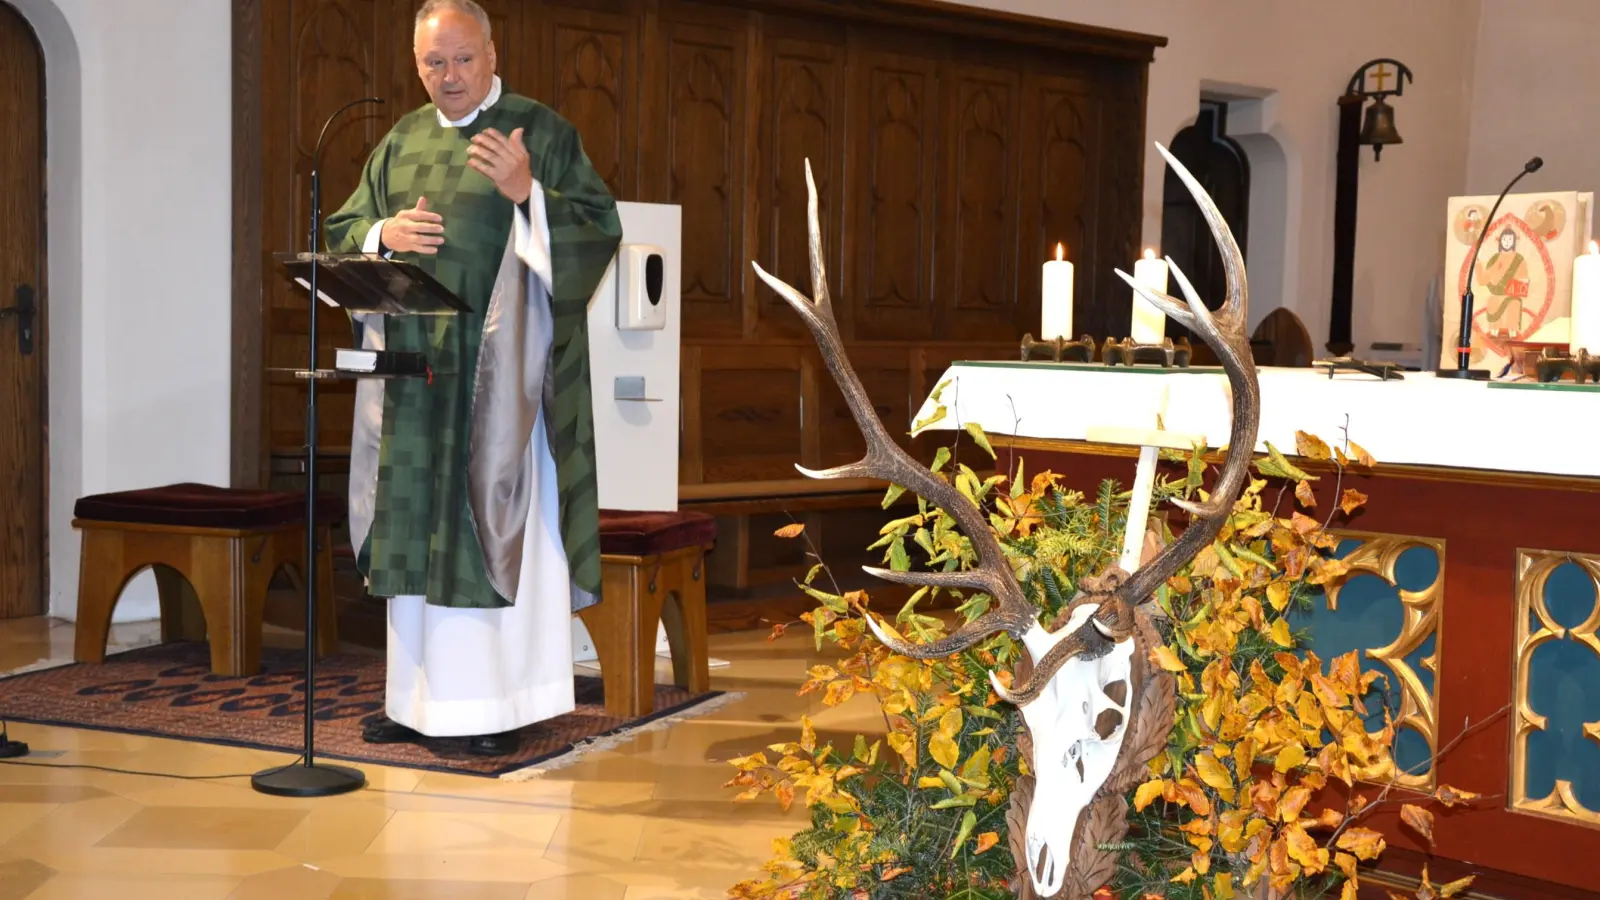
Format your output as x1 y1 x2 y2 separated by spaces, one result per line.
414 8 498 121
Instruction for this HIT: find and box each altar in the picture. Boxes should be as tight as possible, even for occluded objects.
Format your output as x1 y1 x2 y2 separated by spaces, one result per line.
915 361 1600 896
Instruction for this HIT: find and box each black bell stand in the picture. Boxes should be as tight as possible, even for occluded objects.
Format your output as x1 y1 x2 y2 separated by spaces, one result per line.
0 720 29 759
1437 156 1543 380
252 96 384 798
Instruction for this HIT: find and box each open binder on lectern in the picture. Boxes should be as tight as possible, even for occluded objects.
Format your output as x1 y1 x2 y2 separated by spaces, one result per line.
274 252 471 377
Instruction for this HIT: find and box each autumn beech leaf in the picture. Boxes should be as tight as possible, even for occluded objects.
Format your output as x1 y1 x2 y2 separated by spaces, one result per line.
774 522 805 539
1135 779 1167 811
963 422 997 460
1339 488 1369 515
879 867 912 882
1274 742 1308 773
1295 480 1317 508
1439 875 1477 897
1336 827 1388 860
1401 803 1436 845
928 731 959 770
1268 617 1293 647
1151 644 1188 672
974 831 1000 855
1267 581 1292 612
1435 784 1483 807
800 716 817 753
775 781 796 811
1196 752 1237 801
1295 430 1332 461
1285 823 1328 872
1348 440 1376 467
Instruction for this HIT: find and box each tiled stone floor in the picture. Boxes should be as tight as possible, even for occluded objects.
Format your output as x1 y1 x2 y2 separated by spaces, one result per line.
0 617 876 899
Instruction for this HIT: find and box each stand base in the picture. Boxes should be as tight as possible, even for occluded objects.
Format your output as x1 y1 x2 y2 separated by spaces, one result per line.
251 761 365 797
0 739 28 759
1434 367 1491 381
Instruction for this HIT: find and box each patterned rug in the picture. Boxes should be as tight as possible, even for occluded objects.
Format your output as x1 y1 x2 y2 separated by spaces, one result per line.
0 642 730 778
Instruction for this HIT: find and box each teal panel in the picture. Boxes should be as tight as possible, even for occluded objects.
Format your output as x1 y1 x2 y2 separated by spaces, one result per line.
1296 538 1441 779
1524 562 1600 811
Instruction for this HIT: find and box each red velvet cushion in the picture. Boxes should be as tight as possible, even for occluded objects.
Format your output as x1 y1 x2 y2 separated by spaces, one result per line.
74 483 346 530
598 509 717 557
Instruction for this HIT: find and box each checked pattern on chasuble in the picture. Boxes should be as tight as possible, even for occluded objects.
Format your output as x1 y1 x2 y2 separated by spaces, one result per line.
324 91 621 611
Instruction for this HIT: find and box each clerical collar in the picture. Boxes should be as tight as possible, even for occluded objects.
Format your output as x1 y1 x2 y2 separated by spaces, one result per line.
437 75 502 128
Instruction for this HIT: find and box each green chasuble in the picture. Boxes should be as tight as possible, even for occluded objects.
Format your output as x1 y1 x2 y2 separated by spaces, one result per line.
324 89 621 610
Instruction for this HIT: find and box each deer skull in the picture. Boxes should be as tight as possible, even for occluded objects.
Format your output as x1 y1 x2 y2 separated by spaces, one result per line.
1008 605 1134 897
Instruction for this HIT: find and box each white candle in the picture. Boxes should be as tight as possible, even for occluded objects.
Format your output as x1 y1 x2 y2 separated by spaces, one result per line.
1041 242 1074 340
1571 241 1600 354
1130 248 1169 344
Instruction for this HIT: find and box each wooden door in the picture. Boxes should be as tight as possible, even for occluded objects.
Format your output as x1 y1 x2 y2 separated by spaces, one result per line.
0 2 46 619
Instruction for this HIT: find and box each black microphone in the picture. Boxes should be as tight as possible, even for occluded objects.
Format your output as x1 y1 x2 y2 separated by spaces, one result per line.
1438 155 1542 380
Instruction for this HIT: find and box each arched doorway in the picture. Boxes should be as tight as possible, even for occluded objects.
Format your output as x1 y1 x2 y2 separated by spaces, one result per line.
0 1 47 619
1160 101 1250 361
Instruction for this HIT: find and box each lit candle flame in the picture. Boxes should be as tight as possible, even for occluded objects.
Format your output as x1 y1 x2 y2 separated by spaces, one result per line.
1055 243 1065 261
1143 248 1156 261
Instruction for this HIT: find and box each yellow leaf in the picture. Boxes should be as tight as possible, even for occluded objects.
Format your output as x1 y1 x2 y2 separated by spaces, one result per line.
937 707 964 740
1134 778 1167 811
917 776 945 789
1348 440 1376 467
929 732 960 770
775 781 795 811
885 732 916 766
1267 581 1291 612
1274 742 1308 773
1434 784 1483 808
1196 752 1236 802
1439 875 1476 897
774 522 805 539
1278 785 1311 822
1151 644 1189 672
823 679 856 707
1268 617 1293 647
1400 803 1435 846
1213 873 1236 900
1295 480 1317 509
1285 824 1329 872
800 716 816 753
974 831 1000 855
1339 488 1368 515
1170 866 1199 885
1340 881 1357 900
1336 826 1387 861
1295 431 1332 461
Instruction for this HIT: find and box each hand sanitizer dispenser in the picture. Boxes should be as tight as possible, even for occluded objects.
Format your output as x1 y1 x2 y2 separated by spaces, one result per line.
617 243 666 330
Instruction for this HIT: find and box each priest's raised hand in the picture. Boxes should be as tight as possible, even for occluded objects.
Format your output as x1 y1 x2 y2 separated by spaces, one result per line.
467 126 531 204
378 196 445 255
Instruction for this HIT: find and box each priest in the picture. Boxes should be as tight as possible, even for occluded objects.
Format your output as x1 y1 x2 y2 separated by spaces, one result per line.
324 0 621 756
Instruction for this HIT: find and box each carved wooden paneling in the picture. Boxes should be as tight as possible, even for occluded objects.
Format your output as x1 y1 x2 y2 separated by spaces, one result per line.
814 346 915 468
541 4 639 199
849 42 941 343
755 22 847 339
936 61 1021 341
695 345 805 483
1017 72 1101 342
653 7 749 339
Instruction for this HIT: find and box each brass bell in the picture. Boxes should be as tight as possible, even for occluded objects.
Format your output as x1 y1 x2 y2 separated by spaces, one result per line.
1359 96 1402 160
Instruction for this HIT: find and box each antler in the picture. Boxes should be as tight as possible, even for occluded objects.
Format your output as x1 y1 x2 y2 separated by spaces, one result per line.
1108 142 1261 612
751 161 1039 656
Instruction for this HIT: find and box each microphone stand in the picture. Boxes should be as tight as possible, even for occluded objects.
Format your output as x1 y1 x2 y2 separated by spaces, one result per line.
1438 156 1543 380
252 96 384 798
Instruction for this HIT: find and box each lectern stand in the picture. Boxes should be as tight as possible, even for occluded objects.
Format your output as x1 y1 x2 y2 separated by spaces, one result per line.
252 251 469 798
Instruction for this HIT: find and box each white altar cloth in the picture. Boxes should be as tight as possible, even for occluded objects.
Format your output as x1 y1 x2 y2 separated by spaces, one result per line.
913 363 1600 480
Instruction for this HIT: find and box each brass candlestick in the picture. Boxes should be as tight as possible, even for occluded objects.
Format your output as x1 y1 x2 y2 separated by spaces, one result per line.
1020 333 1096 363
1102 336 1192 368
1535 347 1600 384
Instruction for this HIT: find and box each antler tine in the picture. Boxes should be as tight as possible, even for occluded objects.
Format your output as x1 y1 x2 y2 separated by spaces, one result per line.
1109 142 1262 610
752 157 1040 660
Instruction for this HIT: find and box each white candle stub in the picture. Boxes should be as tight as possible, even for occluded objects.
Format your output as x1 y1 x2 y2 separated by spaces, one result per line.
1041 242 1075 340
1130 248 1168 344
1571 241 1600 355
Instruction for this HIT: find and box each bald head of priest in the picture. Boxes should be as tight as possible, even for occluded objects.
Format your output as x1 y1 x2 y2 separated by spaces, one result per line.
324 0 622 758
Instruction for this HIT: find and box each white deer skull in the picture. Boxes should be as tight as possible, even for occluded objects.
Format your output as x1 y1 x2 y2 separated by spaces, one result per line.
1003 604 1134 897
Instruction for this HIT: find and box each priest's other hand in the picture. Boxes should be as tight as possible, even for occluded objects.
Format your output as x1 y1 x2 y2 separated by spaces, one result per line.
468 127 532 205
382 197 445 255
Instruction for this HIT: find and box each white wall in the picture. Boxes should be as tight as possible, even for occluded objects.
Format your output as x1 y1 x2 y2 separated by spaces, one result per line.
9 0 232 619
1466 0 1600 198
951 0 1483 353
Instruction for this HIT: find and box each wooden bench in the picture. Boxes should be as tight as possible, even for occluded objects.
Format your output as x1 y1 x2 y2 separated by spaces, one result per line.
579 509 718 717
72 483 344 676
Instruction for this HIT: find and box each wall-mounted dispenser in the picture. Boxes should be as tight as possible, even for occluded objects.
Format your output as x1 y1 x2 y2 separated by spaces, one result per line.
616 243 666 330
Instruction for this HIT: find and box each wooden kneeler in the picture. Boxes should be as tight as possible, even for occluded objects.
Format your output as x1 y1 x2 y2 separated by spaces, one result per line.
579 510 717 718
71 483 343 677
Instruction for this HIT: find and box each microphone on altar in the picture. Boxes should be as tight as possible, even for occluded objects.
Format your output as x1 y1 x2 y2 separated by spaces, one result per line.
1439 155 1543 380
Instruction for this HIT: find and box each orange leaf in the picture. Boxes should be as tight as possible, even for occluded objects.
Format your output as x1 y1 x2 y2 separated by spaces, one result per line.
1434 784 1483 808
1348 440 1376 467
1278 785 1312 822
879 866 912 882
1401 803 1436 846
1336 826 1388 860
1285 823 1329 872
974 832 1000 855
774 523 806 539
775 781 795 811
1295 431 1333 461
1296 480 1317 509
1338 488 1368 515
1150 644 1188 673
1134 779 1167 812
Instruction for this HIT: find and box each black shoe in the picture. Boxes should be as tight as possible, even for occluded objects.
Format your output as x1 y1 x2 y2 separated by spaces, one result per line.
468 732 520 756
362 715 422 744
